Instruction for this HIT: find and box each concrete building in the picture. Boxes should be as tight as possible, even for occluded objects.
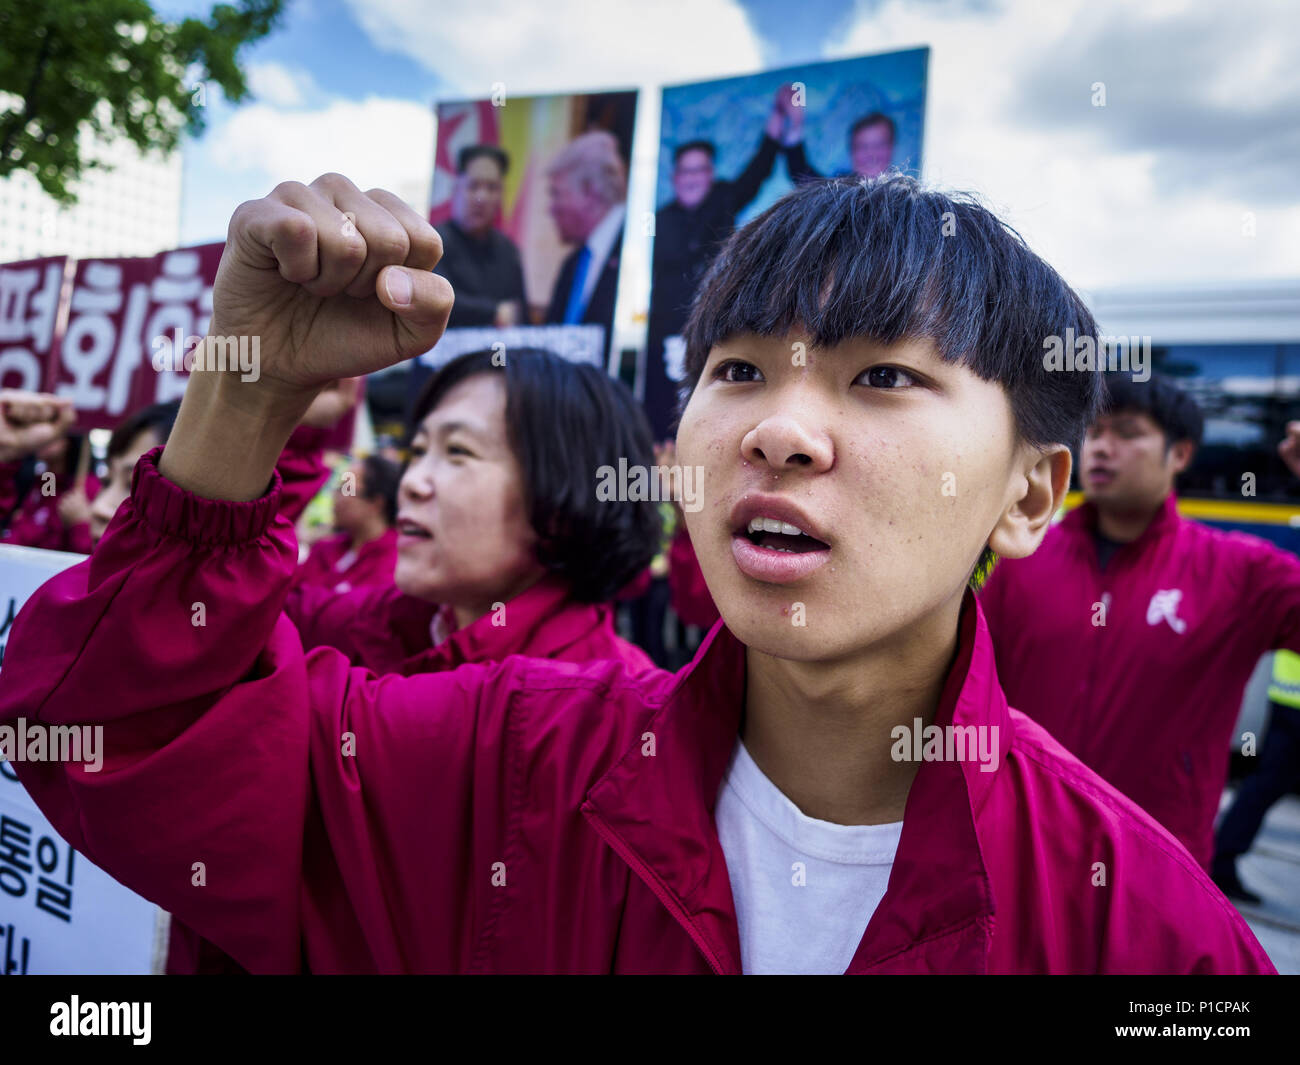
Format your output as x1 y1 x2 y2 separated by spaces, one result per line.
0 125 182 263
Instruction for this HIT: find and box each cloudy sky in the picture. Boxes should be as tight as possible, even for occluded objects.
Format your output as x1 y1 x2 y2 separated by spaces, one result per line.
163 0 1298 324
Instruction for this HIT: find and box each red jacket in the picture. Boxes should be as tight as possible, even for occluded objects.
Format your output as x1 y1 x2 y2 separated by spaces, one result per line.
277 426 331 525
0 452 1273 973
174 424 326 974
979 493 1300 870
293 528 398 593
0 466 99 554
668 528 719 629
285 572 655 677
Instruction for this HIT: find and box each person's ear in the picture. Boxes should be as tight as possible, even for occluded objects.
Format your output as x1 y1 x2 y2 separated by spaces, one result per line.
987 445 1071 561
1168 438 1195 475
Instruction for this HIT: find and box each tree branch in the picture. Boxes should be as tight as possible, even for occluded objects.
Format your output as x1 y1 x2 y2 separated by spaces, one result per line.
0 24 55 165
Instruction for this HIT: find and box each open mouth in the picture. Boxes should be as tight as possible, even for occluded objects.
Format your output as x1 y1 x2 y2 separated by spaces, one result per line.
740 517 831 554
396 518 432 540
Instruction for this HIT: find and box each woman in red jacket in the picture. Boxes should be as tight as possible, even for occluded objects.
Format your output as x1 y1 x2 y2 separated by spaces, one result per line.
285 348 660 677
0 173 1275 974
292 454 401 594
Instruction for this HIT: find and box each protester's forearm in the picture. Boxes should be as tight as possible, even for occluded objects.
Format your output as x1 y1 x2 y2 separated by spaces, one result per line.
160 366 318 502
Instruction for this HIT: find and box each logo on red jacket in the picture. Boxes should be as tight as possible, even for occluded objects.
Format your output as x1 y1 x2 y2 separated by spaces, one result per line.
1146 588 1187 633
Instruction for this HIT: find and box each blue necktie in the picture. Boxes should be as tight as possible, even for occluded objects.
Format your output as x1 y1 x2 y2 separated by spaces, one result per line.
563 246 592 324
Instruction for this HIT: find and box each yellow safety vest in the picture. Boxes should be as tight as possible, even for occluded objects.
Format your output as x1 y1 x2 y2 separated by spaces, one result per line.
1269 649 1300 709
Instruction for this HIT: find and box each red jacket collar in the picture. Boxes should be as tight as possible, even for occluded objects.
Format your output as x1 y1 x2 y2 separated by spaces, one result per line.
582 589 1005 973
400 574 615 674
1063 491 1181 545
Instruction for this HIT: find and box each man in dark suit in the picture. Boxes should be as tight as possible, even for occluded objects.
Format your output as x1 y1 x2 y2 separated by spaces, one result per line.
434 145 527 329
649 129 783 349
642 95 787 438
544 131 628 361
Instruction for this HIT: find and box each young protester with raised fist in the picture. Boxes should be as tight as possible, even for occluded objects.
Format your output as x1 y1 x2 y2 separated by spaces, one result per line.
0 172 1274 974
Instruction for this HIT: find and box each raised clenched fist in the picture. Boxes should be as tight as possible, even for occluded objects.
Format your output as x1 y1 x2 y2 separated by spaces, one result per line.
0 390 75 464
211 173 455 401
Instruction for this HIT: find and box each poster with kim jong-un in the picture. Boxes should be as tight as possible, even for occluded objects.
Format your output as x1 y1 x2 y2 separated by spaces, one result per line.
421 89 639 389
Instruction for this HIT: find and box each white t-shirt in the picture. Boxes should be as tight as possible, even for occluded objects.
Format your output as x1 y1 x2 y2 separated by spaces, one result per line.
715 738 902 975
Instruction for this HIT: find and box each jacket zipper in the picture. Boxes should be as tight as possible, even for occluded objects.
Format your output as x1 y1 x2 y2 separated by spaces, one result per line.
583 808 729 975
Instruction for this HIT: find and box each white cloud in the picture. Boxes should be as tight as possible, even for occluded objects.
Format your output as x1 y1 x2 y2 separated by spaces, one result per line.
825 0 1300 289
245 62 319 109
341 0 766 96
210 96 433 203
182 96 434 243
180 0 1298 318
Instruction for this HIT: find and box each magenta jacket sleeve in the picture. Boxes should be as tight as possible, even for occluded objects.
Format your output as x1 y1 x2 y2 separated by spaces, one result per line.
0 447 516 973
276 425 331 524
283 579 378 662
1238 533 1300 653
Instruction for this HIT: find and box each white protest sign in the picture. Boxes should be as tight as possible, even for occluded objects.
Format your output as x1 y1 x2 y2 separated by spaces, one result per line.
418 324 607 370
0 544 169 974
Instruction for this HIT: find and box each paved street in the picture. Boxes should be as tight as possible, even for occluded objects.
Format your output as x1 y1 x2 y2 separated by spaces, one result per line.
1219 789 1300 974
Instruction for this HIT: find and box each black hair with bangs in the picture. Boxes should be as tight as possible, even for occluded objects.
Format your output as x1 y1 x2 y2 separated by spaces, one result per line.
679 173 1104 585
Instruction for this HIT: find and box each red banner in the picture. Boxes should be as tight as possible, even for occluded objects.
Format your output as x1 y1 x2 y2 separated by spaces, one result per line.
2 242 367 447
0 257 70 393
44 243 224 431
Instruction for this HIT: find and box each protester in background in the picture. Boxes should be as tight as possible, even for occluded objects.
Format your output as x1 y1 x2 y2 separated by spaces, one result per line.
88 379 360 548
544 131 627 357
0 391 98 554
1213 649 1300 903
433 145 527 329
293 455 400 594
980 375 1300 873
0 173 1272 974
653 441 720 646
784 106 897 182
88 401 181 546
286 347 658 677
